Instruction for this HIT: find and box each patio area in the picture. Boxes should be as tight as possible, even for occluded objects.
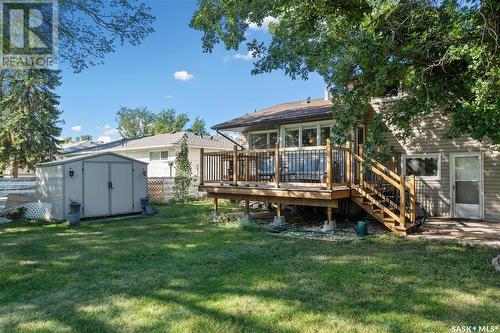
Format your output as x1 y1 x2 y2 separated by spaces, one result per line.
410 218 500 248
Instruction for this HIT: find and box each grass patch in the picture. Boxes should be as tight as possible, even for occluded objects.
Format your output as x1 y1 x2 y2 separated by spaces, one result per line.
0 200 498 332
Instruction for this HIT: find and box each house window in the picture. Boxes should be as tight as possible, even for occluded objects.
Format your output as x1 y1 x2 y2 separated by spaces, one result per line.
150 151 169 161
249 132 278 149
284 127 299 147
320 125 331 145
302 127 318 147
402 154 440 180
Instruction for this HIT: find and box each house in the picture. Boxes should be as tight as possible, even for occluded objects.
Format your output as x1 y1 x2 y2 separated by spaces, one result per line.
63 132 234 178
198 94 500 234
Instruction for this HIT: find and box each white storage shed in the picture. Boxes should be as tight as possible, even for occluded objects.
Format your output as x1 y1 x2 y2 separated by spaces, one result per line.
36 152 148 220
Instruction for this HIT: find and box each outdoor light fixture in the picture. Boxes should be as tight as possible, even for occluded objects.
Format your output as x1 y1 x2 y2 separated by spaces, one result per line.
69 168 74 177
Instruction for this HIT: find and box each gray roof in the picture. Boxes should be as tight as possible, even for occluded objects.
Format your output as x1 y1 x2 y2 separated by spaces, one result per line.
63 132 233 155
213 98 332 132
60 141 99 154
38 152 148 167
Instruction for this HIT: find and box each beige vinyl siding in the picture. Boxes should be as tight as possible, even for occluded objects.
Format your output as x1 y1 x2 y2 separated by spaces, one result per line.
371 102 500 221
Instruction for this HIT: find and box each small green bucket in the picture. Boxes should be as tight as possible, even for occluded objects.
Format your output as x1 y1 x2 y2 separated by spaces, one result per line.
356 221 368 237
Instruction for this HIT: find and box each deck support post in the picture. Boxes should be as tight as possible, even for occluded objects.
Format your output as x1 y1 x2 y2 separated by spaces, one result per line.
274 142 280 188
270 203 284 227
233 145 238 186
199 148 204 185
211 198 219 219
326 139 333 190
322 207 336 232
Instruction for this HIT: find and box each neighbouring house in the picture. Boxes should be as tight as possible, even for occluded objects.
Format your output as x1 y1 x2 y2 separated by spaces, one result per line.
198 92 500 234
63 132 234 178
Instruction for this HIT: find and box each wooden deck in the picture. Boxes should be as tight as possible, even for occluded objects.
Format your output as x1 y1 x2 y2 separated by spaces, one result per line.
198 141 417 234
199 184 351 208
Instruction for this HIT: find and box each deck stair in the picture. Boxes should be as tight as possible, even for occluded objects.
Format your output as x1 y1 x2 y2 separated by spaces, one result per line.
350 148 417 235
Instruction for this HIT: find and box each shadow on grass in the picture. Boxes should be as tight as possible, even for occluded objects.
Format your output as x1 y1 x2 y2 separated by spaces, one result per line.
0 201 498 332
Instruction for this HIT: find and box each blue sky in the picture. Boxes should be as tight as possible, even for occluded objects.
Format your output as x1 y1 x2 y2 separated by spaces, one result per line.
58 0 325 142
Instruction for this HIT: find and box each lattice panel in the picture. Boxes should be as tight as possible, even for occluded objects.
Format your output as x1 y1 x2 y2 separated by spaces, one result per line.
148 179 165 204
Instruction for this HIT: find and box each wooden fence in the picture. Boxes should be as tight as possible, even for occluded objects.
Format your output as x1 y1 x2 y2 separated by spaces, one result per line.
147 177 203 204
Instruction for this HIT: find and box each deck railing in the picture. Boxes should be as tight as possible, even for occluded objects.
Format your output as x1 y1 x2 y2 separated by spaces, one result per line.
200 140 349 189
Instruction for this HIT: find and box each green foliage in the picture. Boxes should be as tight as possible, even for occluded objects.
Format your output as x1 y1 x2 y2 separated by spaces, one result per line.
191 0 500 145
116 107 190 139
75 135 92 142
188 116 210 136
61 137 72 144
116 106 156 139
0 70 62 174
59 1 155 72
173 134 192 202
153 109 189 135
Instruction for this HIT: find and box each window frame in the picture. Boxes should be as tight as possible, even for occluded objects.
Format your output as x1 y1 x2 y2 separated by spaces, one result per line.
149 150 170 161
401 153 441 180
248 130 279 149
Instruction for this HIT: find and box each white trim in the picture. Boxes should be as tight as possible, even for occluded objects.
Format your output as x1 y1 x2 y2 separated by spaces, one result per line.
279 119 335 148
401 153 441 180
449 152 484 220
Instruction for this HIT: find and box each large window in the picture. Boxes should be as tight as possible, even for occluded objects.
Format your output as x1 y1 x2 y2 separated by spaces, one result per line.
249 131 278 149
302 127 318 147
150 151 169 161
284 127 299 147
320 125 331 145
402 154 440 180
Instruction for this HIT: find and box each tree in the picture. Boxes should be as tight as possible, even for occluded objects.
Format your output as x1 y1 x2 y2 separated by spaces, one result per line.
61 137 73 144
58 0 155 73
173 134 192 202
153 109 189 134
75 135 92 142
0 70 62 177
191 0 500 150
188 116 209 136
116 107 156 139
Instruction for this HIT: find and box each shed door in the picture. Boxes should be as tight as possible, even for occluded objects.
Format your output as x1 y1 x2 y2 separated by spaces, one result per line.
110 163 133 215
83 162 110 218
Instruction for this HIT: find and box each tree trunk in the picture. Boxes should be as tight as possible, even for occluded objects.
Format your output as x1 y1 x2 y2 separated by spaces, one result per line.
11 164 18 178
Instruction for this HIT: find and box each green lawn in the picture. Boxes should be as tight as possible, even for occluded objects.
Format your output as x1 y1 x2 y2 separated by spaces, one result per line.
0 201 498 333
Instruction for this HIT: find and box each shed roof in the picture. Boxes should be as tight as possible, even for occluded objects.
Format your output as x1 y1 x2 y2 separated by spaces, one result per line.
212 99 332 132
37 152 148 167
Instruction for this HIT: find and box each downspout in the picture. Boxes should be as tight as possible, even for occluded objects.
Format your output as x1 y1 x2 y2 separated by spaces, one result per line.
216 130 245 150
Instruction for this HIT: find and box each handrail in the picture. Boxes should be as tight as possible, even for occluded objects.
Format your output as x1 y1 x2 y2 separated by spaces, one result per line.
352 145 416 227
352 152 401 188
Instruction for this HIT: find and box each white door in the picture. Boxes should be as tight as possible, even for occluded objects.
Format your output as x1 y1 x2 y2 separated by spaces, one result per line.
110 163 133 215
83 162 110 218
451 154 483 219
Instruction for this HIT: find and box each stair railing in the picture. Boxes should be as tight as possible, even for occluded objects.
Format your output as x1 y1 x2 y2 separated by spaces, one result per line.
350 143 416 227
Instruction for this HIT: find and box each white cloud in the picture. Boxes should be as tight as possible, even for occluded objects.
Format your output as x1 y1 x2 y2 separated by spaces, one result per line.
97 136 112 143
165 94 174 99
233 51 254 61
97 125 121 143
248 16 278 31
70 125 82 132
174 71 194 81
